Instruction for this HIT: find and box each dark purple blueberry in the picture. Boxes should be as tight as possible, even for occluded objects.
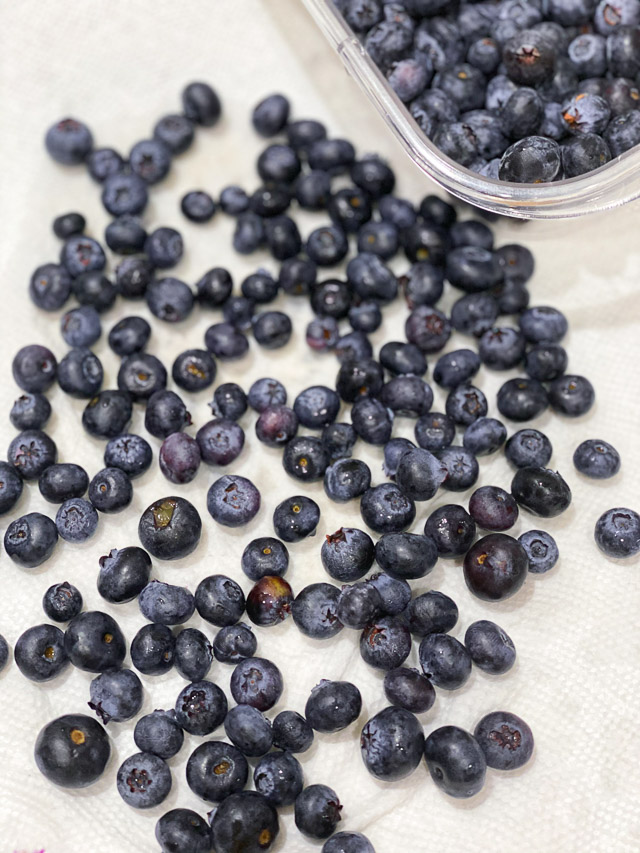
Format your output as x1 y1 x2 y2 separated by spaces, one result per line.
437 446 480 492
224 295 255 329
61 306 101 348
89 668 143 724
469 485 519 532
272 711 314 754
196 418 244 465
424 726 487 799
174 681 227 737
291 582 343 639
43 581 83 622
384 667 436 714
210 792 279 852
336 358 384 402
351 397 393 445
64 611 126 672
395 448 447 502
322 422 357 462
172 349 216 392
241 537 289 581
360 483 416 534
406 590 459 637
15 623 68 682
367 572 411 617
104 215 147 255
464 533 529 601
134 711 184 761
39 463 88 504
8 429 57 480
321 527 375 582
253 310 292 349
29 263 72 311
497 377 549 421
548 374 595 417
374 532 438 580
139 580 195 626
252 93 290 136
282 435 329 482
499 136 562 182
336 582 383 630
451 293 499 338
474 711 534 770
196 267 233 308
82 390 132 440
273 495 320 542
12 345 57 394
156 809 212 853
181 190 216 223
181 81 221 126
34 714 110 789
204 322 249 360
360 617 411 670
511 466 572 517
505 428 553 468
414 412 455 453
463 418 507 456
117 352 167 402
145 390 191 439
114 257 153 299
324 457 371 503
101 173 148 217
138 495 202 561
465 620 516 674
159 433 201 484
210 383 247 420
55 498 98 543
305 680 361 733
573 439 620 479
360 706 424 781
207 475 260 528
174 628 213 682
130 623 175 676
295 785 343 840
154 113 194 155
213 623 257 664
405 305 451 354
97 546 151 604
258 143 301 183
419 633 471 690
424 504 476 558
146 278 193 322
230 657 283 712
224 705 273 758
57 348 103 399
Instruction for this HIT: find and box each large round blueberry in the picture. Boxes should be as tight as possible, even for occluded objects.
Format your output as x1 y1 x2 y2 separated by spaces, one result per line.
594 507 640 558
511 466 572 517
230 657 283 711
465 620 516 674
187 741 248 802
5 512 58 568
305 680 362 733
360 483 416 534
474 711 534 770
138 496 202 560
207 474 260 527
35 714 110 788
155 809 211 853
424 726 486 799
463 534 529 601
361 706 424 781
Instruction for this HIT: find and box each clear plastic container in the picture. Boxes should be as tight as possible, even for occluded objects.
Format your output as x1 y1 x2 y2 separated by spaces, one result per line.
304 0 640 219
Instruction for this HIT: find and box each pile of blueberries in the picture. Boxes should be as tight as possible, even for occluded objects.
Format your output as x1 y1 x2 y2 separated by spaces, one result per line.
333 0 640 182
1 79 638 853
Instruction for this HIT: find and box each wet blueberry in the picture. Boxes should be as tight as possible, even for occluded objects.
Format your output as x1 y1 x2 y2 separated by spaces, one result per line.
321 527 375 582
464 533 529 601
64 610 126 672
361 706 425 781
505 428 553 469
247 576 293 627
138 495 202 560
82 391 132 440
225 705 273 757
291 583 343 639
187 740 248 802
43 581 83 622
465 620 516 674
213 623 257 664
469 485 519 531
97 546 151 604
15 624 69 682
195 574 245 627
139 580 195 626
88 467 132 514
230 657 283 711
174 628 213 682
360 616 411 670
196 419 244 465
155 809 211 853
174 680 228 736
424 726 486 798
130 623 175 676
35 714 110 788
295 785 343 840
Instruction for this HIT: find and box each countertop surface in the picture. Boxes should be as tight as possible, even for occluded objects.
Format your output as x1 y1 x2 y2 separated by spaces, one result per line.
1 2 640 852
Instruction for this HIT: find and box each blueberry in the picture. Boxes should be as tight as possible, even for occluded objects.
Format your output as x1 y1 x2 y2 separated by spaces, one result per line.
253 310 293 348
117 751 172 809
64 610 126 672
424 726 486 798
35 714 110 788
322 832 375 853
53 211 86 240
12 345 56 394
446 384 488 427
255 405 298 448
505 428 553 469
360 483 416 534
395 448 447 502
87 147 125 183
147 277 194 321
594 507 640 557
82 390 132 439
258 143 302 184
466 620 516 675
432 350 480 391
336 358 384 402
43 581 83 622
511 466 572 517
253 751 304 809
279 256 317 297
57 347 103 398
291 583 343 639
105 215 147 254
213 623 257 664
89 668 143 724
104 433 153 478
405 305 451 355
29 263 72 311
562 132 612 177
4 512 58 568
2 401 38 451
497 377 549 421
304 680 362 734
374 532 438 580
296 169 332 210
156 809 212 853
451 292 499 338
406 590 459 636
72 270 117 313
60 308 101 352
205 322 249 359
347 252 398 300
295 784 343 840
15 624 69 682
283 435 329 482
518 529 559 574
207 474 260 528
414 412 456 453
240 538 288 583
88 467 132 514
0 460 23 514
361 706 425 781
138 495 202 560
469 485 519 532
360 616 411 670
115 257 154 299
60 235 106 279
273 494 320 542
174 680 228 736
437 446 480 492
102 173 148 217
337 582 383 630
154 113 195 154
39 463 88 503
175 628 213 682
187 740 248 802
180 190 216 224
196 267 233 308
230 657 283 711
549 374 595 417
328 187 373 234
55 498 99 543
384 667 436 714
247 576 293 627
210 792 279 853
146 388 191 436
97 546 151 604
324 458 372 503
130 623 175 675
195 574 245 627
464 533 529 601
492 278 531 314
351 397 393 445
233 212 265 254
182 81 222 126
382 437 415 481
134 711 184 760
419 632 472 690
573 438 621 479
224 705 273 757
159 432 201 484
139 580 195 626
307 316 340 352
499 136 562 182
463 418 507 457
45 117 93 164
196 418 244 465
252 93 290 136
306 225 349 266
311 278 352 320
474 710 534 770
170 349 216 393
321 527 375 582
273 711 314 753
378 343 425 380
210 383 248 420
348 302 382 336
